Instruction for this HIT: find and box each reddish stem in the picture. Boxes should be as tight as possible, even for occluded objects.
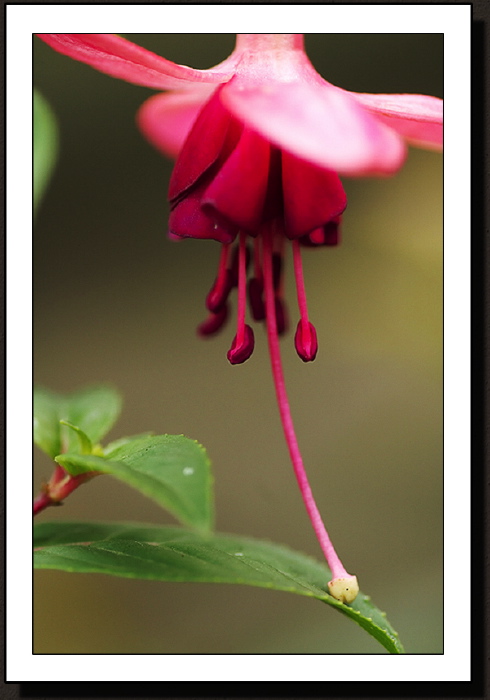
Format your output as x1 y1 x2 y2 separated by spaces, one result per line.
33 491 53 516
33 471 97 517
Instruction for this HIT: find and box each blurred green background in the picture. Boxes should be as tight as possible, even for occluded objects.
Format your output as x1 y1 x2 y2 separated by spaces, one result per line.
33 34 443 654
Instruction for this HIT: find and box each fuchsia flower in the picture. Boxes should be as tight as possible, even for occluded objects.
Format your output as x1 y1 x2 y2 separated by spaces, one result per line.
37 33 443 603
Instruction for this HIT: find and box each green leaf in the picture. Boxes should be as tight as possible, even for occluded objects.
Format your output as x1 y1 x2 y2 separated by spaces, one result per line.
54 453 111 476
33 89 58 213
59 421 93 454
63 386 122 451
34 386 122 458
33 388 64 458
56 435 214 533
34 521 403 654
103 433 154 454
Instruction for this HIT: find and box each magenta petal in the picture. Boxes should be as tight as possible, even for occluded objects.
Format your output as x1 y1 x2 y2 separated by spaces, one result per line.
202 128 270 233
221 77 406 176
169 186 238 243
137 89 214 159
37 34 233 90
353 93 443 150
168 88 236 203
282 151 347 239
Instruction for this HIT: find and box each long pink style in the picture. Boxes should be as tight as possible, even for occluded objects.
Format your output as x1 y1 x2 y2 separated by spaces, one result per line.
261 225 358 603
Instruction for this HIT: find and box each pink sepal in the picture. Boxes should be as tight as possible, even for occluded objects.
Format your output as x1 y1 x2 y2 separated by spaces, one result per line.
137 89 214 158
353 92 443 150
221 77 407 176
37 34 234 90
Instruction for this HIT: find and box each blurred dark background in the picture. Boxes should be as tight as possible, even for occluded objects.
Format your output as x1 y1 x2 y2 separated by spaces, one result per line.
34 34 443 654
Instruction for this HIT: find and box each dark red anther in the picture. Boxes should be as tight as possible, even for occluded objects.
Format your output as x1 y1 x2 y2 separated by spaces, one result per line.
197 304 229 337
323 218 341 246
294 320 318 362
275 297 288 336
206 269 234 312
248 277 266 321
309 228 326 245
302 219 340 247
227 324 255 364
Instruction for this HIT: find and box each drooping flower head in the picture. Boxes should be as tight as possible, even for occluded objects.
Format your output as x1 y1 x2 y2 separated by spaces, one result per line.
38 33 442 365
37 33 442 603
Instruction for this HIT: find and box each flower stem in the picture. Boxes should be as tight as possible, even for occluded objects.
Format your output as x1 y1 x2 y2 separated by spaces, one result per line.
33 491 53 516
262 225 358 603
33 470 98 517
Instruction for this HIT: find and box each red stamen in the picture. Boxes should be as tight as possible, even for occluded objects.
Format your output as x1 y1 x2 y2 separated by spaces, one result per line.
292 239 318 361
294 320 318 362
248 277 266 321
227 231 254 364
227 324 254 364
229 241 251 287
198 304 229 336
206 243 233 312
272 252 282 290
324 217 341 246
309 228 326 245
248 237 266 320
253 237 262 279
274 296 288 335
